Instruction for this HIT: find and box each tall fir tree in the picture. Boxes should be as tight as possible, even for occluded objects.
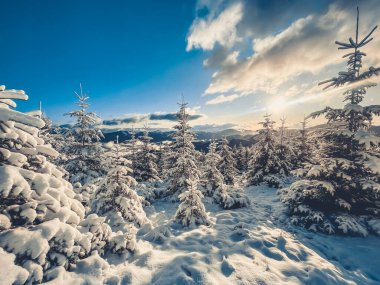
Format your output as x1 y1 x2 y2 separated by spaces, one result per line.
247 114 290 187
201 140 224 197
295 116 314 165
165 100 200 200
92 140 147 227
63 84 104 185
281 7 380 236
217 138 238 185
134 127 160 183
128 127 138 179
235 143 249 172
277 116 295 170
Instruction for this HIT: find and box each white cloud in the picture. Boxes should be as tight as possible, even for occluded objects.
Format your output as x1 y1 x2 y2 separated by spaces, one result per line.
186 2 243 51
206 94 240 105
100 107 207 129
187 0 380 130
191 2 380 109
204 6 349 96
193 123 238 132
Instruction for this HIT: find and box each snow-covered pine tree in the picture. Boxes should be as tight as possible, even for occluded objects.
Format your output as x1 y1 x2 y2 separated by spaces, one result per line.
63 84 104 185
174 179 209 227
279 116 286 150
38 106 53 146
134 127 160 182
281 7 380 236
295 116 314 165
92 140 147 227
0 85 129 283
202 140 224 197
156 141 168 178
165 100 200 200
38 105 69 168
217 138 238 185
231 144 238 170
247 114 291 188
277 116 295 170
201 140 250 209
235 143 249 172
127 127 139 179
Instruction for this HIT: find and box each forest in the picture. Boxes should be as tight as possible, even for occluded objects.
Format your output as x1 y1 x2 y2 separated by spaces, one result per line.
0 4 380 285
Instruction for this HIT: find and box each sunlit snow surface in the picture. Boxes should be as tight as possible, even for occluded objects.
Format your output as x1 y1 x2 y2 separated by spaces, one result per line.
39 186 380 284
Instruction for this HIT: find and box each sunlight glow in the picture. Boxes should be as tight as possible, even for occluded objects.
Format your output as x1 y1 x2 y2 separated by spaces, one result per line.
267 97 287 112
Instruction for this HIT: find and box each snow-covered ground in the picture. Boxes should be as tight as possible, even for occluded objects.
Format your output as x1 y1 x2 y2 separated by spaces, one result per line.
71 185 379 285
26 185 380 285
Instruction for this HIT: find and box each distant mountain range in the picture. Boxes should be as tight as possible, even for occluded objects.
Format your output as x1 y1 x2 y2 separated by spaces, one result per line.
100 128 258 151
59 124 380 152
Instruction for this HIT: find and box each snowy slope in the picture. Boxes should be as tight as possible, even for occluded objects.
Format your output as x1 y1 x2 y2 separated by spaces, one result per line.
85 185 379 285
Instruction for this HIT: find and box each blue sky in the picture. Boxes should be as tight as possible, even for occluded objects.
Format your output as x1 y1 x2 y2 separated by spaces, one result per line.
1 0 380 130
0 0 210 124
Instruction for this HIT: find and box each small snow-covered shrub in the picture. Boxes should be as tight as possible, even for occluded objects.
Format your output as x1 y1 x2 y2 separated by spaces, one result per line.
108 227 137 254
175 180 209 227
139 223 171 243
74 251 110 278
136 182 160 205
216 186 250 210
335 215 368 237
78 214 112 255
368 219 380 236
73 182 99 213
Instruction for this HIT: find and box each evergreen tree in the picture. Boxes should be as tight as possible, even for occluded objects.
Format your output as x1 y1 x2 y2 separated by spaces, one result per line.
160 141 173 180
202 140 224 197
277 116 295 170
38 105 53 146
278 116 286 150
0 85 130 283
134 127 160 182
165 100 200 200
247 114 290 187
156 142 165 176
201 140 250 209
295 116 314 165
128 127 138 179
64 84 104 185
217 138 238 185
38 105 69 167
281 7 380 236
92 140 147 227
174 179 209 227
235 143 249 172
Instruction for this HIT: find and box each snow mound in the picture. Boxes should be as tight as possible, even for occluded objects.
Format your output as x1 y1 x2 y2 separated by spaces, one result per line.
108 186 380 285
0 248 29 285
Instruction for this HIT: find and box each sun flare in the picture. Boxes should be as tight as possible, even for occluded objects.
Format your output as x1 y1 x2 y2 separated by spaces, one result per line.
267 97 287 112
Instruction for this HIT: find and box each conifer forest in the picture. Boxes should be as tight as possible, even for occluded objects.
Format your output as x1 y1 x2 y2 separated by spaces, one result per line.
0 1 380 284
